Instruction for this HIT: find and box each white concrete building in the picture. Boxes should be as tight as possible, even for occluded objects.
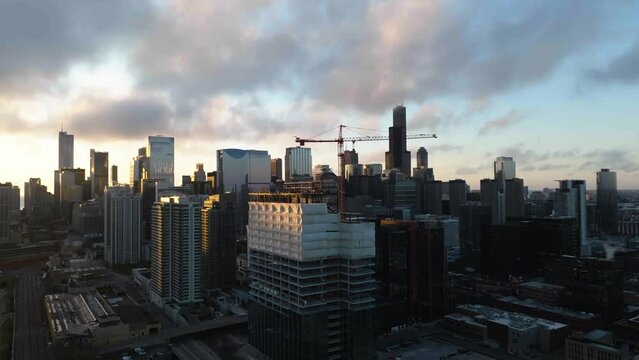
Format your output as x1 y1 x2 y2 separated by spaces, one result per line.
150 195 207 306
104 186 142 265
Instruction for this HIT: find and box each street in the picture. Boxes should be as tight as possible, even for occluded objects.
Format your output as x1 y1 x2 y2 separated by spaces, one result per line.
12 271 48 360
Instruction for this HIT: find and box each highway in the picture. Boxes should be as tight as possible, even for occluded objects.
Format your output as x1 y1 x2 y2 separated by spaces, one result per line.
172 339 222 360
98 315 248 355
12 271 48 360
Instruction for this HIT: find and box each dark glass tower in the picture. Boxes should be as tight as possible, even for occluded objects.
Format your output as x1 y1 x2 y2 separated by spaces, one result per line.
416 147 428 168
201 199 236 293
385 105 411 176
597 169 618 235
90 149 109 198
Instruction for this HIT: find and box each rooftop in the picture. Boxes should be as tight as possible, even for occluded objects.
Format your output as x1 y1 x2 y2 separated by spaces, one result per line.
458 304 567 331
498 296 596 320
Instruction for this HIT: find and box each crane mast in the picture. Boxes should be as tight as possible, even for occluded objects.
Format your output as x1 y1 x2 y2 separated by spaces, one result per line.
295 125 437 217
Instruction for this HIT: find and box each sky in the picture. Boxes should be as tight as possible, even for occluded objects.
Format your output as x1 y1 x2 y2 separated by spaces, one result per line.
1 0 639 192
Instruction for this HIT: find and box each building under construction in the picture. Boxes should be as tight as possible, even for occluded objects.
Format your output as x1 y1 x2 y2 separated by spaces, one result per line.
247 193 376 360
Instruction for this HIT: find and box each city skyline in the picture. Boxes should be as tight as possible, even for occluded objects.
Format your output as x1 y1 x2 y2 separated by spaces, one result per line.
2 1 639 191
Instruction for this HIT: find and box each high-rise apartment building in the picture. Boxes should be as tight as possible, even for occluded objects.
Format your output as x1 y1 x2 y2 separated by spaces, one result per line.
104 186 142 265
201 197 236 293
24 178 54 226
285 146 312 182
270 158 282 182
0 183 20 244
147 136 175 190
247 193 375 360
375 219 449 332
216 149 271 194
90 149 109 198
554 180 587 254
150 195 207 306
385 105 411 176
58 131 74 169
597 169 618 235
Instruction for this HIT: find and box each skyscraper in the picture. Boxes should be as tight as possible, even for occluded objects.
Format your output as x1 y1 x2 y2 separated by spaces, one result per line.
343 149 359 165
58 131 74 169
193 163 206 182
150 195 207 306
111 165 118 186
0 183 20 244
376 219 448 331
554 180 587 254
270 158 282 182
448 179 467 217
480 178 505 224
385 105 411 176
494 156 516 181
24 178 54 226
104 186 142 265
597 169 618 235
130 147 148 192
416 146 428 168
216 149 271 194
201 197 236 293
459 204 492 270
90 149 109 198
56 168 86 222
505 178 525 218
147 136 175 190
247 193 375 360
284 146 312 181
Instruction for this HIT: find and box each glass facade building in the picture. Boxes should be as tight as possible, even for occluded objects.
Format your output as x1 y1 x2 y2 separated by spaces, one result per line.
597 169 618 236
285 146 312 182
58 131 74 169
147 136 175 190
216 149 271 194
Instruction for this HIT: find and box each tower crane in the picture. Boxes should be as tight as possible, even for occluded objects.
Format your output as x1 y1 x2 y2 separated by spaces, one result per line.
295 125 437 216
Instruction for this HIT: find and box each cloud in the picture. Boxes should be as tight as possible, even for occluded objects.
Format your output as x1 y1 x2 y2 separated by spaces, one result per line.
478 111 519 135
66 95 173 139
456 166 483 175
579 149 639 173
430 144 463 152
0 0 155 94
587 39 639 84
124 0 607 114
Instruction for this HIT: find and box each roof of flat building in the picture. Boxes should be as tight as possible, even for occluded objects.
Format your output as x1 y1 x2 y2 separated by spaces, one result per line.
498 296 596 320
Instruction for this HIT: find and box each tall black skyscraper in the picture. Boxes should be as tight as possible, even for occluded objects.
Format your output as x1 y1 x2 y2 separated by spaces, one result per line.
385 105 411 176
90 149 109 198
597 169 618 235
416 147 428 168
201 198 236 293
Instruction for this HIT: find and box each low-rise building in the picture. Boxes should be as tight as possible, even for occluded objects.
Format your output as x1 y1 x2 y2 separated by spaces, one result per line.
566 330 631 360
44 292 160 345
495 296 600 332
454 304 569 355
517 281 565 306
